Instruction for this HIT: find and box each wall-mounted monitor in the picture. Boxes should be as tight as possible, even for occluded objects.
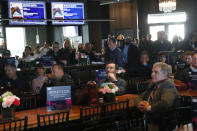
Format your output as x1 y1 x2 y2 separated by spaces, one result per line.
51 2 84 25
8 1 46 25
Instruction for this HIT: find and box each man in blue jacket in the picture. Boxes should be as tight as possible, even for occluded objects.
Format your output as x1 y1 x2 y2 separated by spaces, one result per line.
108 37 124 67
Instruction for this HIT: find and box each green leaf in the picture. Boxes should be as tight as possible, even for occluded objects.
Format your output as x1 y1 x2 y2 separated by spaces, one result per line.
0 97 3 102
108 84 113 89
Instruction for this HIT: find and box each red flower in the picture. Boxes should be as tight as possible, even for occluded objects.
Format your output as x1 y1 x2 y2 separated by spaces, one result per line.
13 98 20 106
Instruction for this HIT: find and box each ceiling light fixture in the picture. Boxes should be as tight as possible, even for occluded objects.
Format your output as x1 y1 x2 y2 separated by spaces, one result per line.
159 0 176 13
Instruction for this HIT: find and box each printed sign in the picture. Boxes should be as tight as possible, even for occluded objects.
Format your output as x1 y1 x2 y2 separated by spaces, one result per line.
47 86 71 111
95 69 107 82
40 55 54 67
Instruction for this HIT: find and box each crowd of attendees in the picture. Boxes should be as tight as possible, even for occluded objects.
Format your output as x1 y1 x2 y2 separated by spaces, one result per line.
0 31 197 130
21 39 97 65
0 31 197 101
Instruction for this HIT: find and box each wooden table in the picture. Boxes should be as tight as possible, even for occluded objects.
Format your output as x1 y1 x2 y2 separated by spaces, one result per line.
0 94 137 129
179 90 197 97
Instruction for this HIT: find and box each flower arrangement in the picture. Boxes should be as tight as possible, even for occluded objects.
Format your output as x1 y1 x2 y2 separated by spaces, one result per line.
98 83 119 94
75 52 87 60
117 67 126 74
0 91 20 108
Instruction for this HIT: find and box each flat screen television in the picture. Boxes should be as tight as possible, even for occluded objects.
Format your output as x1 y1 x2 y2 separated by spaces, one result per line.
51 2 84 25
8 1 47 25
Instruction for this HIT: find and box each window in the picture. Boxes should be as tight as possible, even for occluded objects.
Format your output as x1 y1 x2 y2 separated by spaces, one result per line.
148 12 186 42
149 25 165 41
168 24 184 41
63 26 78 38
6 27 26 57
148 12 186 24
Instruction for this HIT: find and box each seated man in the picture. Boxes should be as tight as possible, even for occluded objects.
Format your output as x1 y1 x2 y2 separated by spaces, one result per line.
47 42 61 64
40 64 75 103
42 64 75 96
49 64 74 87
134 62 179 131
98 62 126 96
184 51 193 69
175 52 197 90
175 52 187 72
0 50 11 79
0 64 30 94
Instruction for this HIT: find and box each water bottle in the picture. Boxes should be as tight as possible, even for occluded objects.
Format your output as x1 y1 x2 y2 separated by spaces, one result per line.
87 55 90 64
7 82 11 87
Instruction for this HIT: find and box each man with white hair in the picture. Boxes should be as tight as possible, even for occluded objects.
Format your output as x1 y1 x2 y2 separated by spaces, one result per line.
134 62 179 131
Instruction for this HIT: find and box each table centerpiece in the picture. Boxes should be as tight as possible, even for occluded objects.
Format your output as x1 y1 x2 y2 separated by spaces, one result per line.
0 91 20 120
98 83 119 103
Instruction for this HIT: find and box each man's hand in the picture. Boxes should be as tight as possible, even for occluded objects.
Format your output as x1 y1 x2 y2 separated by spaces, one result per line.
107 73 117 82
137 101 151 112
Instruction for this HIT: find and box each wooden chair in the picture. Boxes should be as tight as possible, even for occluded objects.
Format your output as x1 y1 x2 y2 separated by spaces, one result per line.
71 70 93 88
176 96 192 127
80 104 104 131
0 116 28 131
37 111 69 131
102 99 130 130
80 100 134 131
136 82 148 95
127 77 149 94
16 96 37 111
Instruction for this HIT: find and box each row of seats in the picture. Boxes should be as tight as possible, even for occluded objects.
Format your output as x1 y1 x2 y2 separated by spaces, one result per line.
0 99 143 131
0 96 193 131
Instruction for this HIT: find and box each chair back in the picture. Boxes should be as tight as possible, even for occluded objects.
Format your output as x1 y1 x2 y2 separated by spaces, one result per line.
102 99 130 130
16 95 46 111
0 116 28 131
80 104 103 121
79 100 130 131
127 77 149 94
104 99 129 114
71 70 92 88
16 96 36 111
37 111 69 130
176 96 192 127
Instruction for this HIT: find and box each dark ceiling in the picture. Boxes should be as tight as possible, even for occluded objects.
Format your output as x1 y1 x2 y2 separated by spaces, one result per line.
88 0 131 5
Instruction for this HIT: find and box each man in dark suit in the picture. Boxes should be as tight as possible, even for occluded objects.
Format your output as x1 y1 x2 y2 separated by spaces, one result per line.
152 31 172 62
182 33 197 51
134 62 179 131
108 38 124 67
47 42 61 64
127 40 140 77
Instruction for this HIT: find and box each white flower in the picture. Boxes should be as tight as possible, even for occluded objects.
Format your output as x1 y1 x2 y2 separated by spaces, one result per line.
111 88 116 94
114 86 119 92
1 91 13 98
1 91 20 108
2 101 7 108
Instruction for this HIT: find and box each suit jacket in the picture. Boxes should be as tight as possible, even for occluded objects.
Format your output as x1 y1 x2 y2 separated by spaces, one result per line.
109 47 124 67
127 44 140 77
134 78 180 124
